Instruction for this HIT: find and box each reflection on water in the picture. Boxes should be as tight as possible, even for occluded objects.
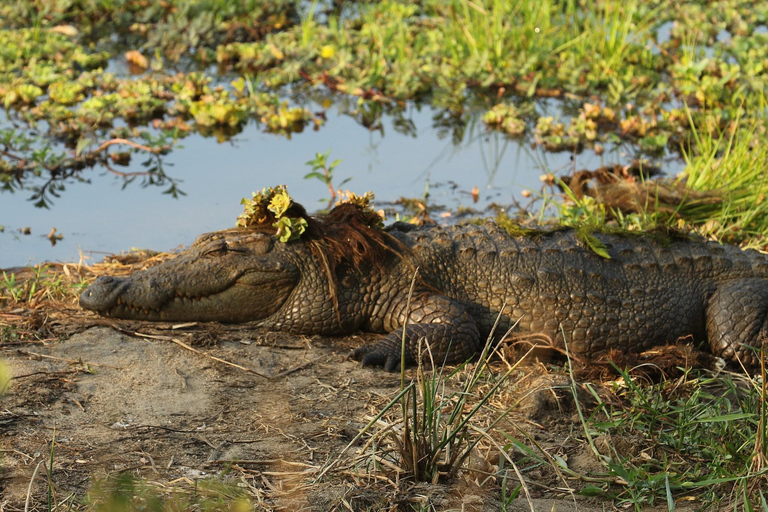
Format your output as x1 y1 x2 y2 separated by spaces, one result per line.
0 104 628 267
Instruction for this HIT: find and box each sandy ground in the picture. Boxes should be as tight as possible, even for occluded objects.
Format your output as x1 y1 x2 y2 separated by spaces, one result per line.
0 308 696 511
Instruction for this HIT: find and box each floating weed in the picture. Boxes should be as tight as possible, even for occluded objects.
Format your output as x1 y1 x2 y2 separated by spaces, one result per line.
236 185 310 242
0 7 310 204
482 103 527 137
4 0 768 225
260 100 320 137
189 95 248 128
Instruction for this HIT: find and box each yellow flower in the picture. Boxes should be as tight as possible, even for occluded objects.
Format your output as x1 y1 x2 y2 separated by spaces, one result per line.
320 45 335 59
268 190 292 217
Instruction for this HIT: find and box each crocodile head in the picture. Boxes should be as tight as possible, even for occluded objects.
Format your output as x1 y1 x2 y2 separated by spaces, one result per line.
80 228 303 323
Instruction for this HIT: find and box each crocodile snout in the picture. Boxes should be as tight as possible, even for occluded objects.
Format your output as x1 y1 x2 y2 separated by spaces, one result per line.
80 276 125 312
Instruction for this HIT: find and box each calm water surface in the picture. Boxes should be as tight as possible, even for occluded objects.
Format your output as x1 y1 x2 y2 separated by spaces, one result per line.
1 106 612 268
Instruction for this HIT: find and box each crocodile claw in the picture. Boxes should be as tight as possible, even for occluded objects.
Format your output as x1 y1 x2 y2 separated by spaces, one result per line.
353 345 403 372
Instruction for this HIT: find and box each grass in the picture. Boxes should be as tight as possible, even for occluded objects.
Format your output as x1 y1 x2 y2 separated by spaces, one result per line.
484 357 768 510
432 0 659 86
579 365 768 509
1 264 86 305
391 332 521 484
383 272 521 486
546 101 768 247
680 106 768 247
316 274 525 490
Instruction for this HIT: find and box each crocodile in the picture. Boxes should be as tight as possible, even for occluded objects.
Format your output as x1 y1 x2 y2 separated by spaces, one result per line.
80 203 768 370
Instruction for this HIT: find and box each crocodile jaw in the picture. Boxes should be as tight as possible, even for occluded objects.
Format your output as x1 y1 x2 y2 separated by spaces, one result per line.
80 229 302 323
80 270 298 323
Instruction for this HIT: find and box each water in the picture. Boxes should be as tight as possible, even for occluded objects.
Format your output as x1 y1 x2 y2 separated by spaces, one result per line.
0 106 614 268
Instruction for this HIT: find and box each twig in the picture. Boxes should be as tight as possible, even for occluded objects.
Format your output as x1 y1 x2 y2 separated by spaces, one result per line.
10 370 82 380
271 359 316 379
112 325 271 379
469 425 537 512
314 383 414 482
102 160 154 178
0 148 25 161
340 469 397 485
209 459 314 467
91 137 169 155
24 460 44 512
0 448 34 462
15 350 121 369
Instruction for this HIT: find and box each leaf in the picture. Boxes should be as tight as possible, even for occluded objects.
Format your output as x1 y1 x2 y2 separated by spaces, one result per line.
125 50 149 69
273 216 308 243
582 231 611 259
75 137 94 157
267 189 292 217
48 25 78 37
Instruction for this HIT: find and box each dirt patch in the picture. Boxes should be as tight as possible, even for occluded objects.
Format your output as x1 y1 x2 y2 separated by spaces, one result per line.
0 318 694 511
2 325 396 508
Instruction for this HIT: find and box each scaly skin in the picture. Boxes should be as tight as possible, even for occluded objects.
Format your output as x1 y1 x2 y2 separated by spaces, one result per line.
80 222 768 370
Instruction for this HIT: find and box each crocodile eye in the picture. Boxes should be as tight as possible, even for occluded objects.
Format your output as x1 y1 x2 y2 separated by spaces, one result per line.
202 240 228 257
251 236 273 254
229 233 273 254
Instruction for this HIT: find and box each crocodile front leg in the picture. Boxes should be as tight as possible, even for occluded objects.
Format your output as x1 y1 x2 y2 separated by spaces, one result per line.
353 294 482 371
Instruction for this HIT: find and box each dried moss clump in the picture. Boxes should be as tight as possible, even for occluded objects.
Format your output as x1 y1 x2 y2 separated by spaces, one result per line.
335 190 384 229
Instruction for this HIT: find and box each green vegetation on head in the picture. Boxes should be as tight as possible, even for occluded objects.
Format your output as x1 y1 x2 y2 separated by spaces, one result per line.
237 186 386 243
237 185 309 243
